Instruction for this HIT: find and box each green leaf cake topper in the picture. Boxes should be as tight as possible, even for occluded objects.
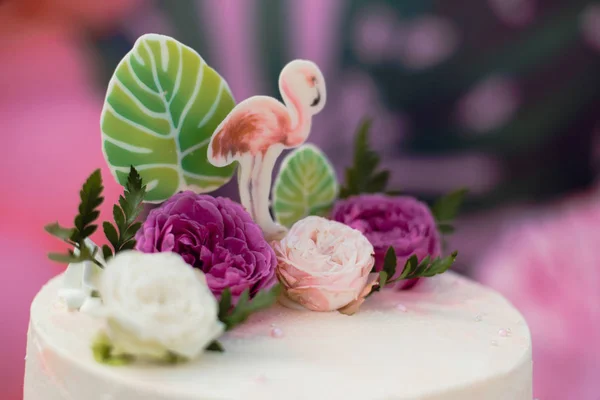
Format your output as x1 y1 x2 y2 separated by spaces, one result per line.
101 34 236 203
272 144 339 227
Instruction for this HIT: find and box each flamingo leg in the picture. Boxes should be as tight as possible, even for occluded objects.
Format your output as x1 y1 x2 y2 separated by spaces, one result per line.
237 155 253 217
259 146 283 222
252 146 287 241
250 153 264 222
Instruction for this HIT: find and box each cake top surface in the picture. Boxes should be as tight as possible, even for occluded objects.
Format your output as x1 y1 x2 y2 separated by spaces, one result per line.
30 272 531 400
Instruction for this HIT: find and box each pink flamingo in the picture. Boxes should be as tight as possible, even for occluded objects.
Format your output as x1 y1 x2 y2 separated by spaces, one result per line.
208 60 326 240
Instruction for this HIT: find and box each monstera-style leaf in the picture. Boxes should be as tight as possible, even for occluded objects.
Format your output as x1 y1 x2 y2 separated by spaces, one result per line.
100 34 236 203
272 144 339 227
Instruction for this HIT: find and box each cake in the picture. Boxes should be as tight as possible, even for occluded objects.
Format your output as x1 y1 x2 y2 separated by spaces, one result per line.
25 33 533 400
25 272 532 400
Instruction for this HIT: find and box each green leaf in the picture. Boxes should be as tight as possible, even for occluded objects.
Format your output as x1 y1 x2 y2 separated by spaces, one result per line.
218 288 232 321
414 255 431 276
378 271 388 288
82 225 98 238
123 222 142 241
366 170 390 193
45 169 105 266
67 169 104 246
424 251 458 277
91 333 132 366
78 245 97 265
102 245 113 261
104 167 146 256
103 222 119 247
44 222 75 241
48 252 79 264
339 118 390 198
386 189 403 196
432 188 468 223
120 240 137 251
206 340 225 353
113 205 125 233
437 223 455 235
353 119 377 169
397 252 458 281
164 352 189 364
222 289 250 329
220 285 281 331
73 169 104 242
272 144 339 227
124 165 145 214
244 284 282 314
382 247 397 278
399 255 419 280
100 34 236 203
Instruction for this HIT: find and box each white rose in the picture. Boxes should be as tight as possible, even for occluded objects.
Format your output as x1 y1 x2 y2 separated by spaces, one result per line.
59 239 103 312
98 251 224 360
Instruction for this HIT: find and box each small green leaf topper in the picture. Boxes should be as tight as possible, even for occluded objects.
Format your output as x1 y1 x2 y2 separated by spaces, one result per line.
272 144 339 227
372 247 458 295
101 34 236 203
45 167 145 266
339 118 391 199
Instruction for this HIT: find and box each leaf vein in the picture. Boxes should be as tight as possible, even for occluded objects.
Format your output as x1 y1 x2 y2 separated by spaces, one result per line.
103 105 170 138
113 78 170 121
143 40 176 132
103 135 153 154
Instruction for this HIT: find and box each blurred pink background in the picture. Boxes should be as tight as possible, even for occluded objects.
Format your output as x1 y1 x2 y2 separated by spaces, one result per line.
1 1 599 399
1 2 134 399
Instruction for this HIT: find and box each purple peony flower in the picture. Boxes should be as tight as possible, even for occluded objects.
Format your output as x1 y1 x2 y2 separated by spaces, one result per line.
135 191 276 302
332 194 441 290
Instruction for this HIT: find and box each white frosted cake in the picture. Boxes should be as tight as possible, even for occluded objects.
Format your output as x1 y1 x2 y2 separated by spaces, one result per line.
29 33 532 400
25 272 532 400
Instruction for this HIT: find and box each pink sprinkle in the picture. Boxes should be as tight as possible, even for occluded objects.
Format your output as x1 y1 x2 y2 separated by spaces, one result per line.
396 304 408 312
270 327 284 338
499 328 512 337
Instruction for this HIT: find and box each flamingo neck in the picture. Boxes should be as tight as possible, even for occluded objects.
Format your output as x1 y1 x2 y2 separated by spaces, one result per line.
280 79 311 147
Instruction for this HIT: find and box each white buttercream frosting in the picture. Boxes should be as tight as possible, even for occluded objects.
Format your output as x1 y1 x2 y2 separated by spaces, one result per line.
25 272 532 400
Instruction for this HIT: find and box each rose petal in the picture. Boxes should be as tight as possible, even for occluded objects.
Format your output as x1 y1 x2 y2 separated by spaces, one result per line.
332 194 441 288
286 287 333 311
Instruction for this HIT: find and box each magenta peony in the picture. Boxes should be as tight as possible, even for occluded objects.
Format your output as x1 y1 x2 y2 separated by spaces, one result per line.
332 194 441 289
476 199 600 400
273 216 378 315
135 191 276 302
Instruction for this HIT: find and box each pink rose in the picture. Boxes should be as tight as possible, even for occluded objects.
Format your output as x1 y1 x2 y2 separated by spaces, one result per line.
273 216 378 315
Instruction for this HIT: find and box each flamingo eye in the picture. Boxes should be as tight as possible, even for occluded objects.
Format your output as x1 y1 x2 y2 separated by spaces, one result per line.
307 75 317 87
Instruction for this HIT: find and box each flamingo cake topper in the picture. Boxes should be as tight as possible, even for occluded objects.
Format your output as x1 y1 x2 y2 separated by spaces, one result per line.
208 60 327 240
